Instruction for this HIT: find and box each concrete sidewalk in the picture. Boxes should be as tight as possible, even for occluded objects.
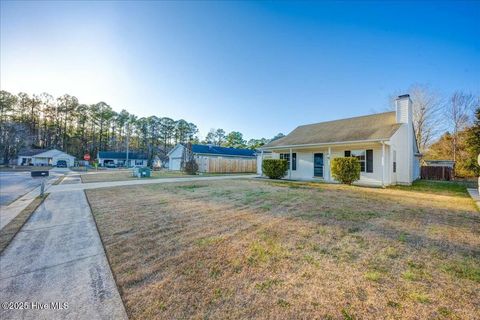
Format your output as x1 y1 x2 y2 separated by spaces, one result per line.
47 174 257 192
0 190 127 320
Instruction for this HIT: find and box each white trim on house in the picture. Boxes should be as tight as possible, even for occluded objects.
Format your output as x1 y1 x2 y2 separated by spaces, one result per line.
260 138 389 150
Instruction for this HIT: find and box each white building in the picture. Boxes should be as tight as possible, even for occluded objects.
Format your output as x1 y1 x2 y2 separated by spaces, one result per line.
258 94 421 186
97 151 148 167
17 149 75 167
423 160 455 168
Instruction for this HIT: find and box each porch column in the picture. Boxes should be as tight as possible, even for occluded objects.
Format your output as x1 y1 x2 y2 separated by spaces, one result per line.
327 146 332 181
289 148 292 179
381 142 385 187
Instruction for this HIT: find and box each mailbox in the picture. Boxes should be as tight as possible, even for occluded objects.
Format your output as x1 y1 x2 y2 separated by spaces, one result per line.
31 171 49 178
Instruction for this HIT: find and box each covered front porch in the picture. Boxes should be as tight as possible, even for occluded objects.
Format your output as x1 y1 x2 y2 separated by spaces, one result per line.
259 141 393 187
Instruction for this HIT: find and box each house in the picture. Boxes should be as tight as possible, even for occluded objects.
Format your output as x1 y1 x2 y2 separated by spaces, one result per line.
97 151 148 167
17 149 75 167
168 144 256 173
423 159 455 168
259 94 421 186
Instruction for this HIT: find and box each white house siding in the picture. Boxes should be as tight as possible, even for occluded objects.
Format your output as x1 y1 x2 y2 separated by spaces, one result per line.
268 143 392 186
98 158 147 167
168 145 184 170
413 156 421 180
18 150 75 167
331 145 388 186
389 126 412 185
129 159 148 167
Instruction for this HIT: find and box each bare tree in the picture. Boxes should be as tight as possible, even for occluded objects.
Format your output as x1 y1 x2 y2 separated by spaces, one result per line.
180 142 198 174
389 85 443 152
410 86 444 152
445 92 478 162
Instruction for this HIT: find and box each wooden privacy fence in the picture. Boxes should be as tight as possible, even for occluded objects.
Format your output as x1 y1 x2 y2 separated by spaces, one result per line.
421 166 453 181
196 156 257 173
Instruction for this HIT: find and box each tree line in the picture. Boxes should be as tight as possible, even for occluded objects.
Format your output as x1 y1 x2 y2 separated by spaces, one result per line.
401 86 479 177
1 87 478 176
0 90 281 165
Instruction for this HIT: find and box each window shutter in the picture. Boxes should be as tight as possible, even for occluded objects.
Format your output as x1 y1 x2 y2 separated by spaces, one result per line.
344 150 351 157
366 149 373 173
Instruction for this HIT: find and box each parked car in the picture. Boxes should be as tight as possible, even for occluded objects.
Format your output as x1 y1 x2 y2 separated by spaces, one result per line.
56 160 67 168
105 163 117 168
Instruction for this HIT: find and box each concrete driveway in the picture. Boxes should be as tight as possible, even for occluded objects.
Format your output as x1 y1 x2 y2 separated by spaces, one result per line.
0 190 127 320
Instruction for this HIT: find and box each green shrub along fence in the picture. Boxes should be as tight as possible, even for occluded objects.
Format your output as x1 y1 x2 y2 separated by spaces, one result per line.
262 159 288 179
331 157 361 185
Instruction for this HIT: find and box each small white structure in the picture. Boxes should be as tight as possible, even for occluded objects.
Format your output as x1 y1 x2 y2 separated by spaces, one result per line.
17 149 75 167
168 144 257 173
423 160 455 168
97 151 148 167
259 94 421 186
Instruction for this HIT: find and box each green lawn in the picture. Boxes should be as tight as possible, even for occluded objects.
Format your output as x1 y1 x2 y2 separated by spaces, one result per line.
389 179 477 198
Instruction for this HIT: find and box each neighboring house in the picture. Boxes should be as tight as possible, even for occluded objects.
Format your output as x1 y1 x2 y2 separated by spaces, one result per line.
97 151 148 167
423 160 455 168
168 144 256 173
17 149 75 167
259 94 421 186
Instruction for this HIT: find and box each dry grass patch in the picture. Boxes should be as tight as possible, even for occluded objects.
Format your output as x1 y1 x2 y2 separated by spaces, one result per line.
86 179 479 319
81 170 191 183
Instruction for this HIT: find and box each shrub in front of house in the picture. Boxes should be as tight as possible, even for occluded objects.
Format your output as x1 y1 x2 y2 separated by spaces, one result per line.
183 159 199 175
262 159 288 179
331 157 361 185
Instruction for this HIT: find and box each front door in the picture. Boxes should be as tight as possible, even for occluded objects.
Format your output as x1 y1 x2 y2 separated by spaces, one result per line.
314 153 324 177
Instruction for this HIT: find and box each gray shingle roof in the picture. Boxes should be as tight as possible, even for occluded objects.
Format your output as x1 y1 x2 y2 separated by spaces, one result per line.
263 111 401 148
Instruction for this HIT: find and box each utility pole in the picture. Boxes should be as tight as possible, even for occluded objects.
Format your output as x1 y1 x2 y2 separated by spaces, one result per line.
126 123 129 167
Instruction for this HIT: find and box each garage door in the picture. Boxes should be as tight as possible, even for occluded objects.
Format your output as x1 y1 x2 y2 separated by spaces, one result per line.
169 158 181 170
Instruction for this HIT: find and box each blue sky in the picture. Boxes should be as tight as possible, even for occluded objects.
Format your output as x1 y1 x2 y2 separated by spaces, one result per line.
1 1 479 140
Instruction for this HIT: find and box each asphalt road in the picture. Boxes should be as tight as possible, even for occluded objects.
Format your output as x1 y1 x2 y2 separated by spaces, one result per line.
0 172 42 206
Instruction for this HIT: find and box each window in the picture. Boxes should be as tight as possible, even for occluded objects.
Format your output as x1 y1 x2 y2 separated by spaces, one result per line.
346 149 373 173
351 150 366 172
280 153 296 171
135 160 143 165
